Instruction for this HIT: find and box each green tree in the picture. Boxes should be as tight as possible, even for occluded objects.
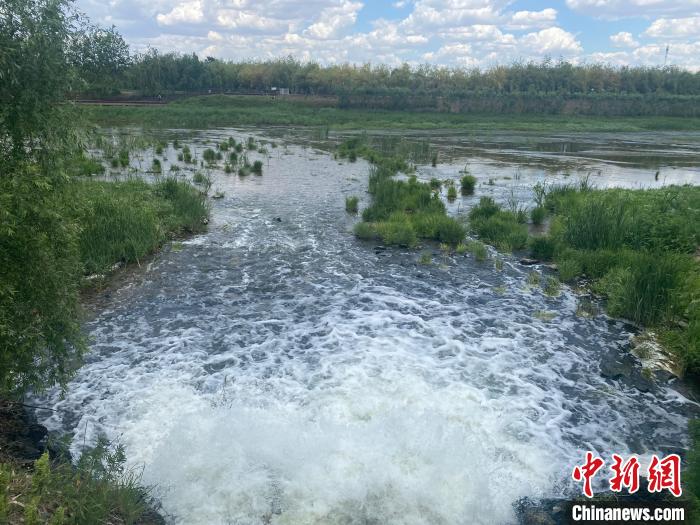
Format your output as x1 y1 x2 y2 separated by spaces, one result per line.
70 25 130 96
0 0 86 396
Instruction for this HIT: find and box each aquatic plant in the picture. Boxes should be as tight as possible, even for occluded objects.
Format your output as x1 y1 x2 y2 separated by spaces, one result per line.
467 240 488 262
118 149 129 167
557 258 582 283
460 175 477 195
345 196 359 214
529 235 556 260
429 178 442 190
353 221 375 240
447 186 457 201
252 160 263 175
527 271 541 286
151 158 161 173
543 276 561 297
202 148 217 163
468 197 528 251
419 251 432 265
530 206 546 225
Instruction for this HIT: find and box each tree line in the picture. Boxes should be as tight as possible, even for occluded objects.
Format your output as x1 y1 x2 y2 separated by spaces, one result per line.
79 40 700 99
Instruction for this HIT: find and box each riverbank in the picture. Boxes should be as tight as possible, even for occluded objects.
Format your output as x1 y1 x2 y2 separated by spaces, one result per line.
0 401 165 524
80 95 700 132
468 184 700 380
1 174 208 523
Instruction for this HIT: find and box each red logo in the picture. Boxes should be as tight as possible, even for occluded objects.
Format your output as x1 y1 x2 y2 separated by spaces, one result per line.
573 453 682 498
572 452 605 498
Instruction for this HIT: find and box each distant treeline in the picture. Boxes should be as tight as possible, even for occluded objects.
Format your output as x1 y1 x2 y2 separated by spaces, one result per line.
78 30 700 116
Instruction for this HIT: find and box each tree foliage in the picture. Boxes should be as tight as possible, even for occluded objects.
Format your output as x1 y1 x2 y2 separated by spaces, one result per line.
0 0 86 396
116 53 700 99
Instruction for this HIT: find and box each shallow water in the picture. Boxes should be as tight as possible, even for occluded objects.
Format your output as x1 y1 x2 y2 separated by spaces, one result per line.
40 129 700 524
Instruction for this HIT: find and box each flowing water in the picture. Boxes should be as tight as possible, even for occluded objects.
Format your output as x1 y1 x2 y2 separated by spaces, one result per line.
39 129 700 524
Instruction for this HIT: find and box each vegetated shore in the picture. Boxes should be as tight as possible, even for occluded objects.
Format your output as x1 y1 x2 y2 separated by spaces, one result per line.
1 176 208 524
81 94 700 132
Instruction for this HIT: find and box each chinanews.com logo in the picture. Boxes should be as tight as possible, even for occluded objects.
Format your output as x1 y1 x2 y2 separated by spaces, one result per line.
568 452 687 523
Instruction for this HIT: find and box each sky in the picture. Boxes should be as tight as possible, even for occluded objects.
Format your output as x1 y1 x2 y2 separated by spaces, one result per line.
75 0 700 70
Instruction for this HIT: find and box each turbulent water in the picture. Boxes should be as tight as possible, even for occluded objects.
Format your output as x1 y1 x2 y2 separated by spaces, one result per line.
40 130 700 524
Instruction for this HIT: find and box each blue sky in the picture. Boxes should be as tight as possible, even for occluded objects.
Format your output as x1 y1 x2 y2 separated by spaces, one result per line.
75 0 700 70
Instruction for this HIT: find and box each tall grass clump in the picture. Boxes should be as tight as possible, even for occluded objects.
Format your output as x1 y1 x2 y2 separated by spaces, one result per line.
252 160 263 175
447 185 457 201
532 183 700 374
342 138 464 246
65 178 207 274
460 174 477 195
345 196 359 213
468 197 528 251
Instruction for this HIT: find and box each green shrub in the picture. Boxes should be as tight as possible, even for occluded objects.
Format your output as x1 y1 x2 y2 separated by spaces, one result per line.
345 196 359 213
460 175 477 195
252 160 263 175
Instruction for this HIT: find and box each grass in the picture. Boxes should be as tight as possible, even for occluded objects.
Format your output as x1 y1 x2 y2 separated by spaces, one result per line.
81 96 700 132
468 197 528 251
525 184 700 374
64 177 208 275
342 137 466 247
447 185 457 202
467 240 488 261
252 160 263 175
0 440 158 525
460 175 477 196
345 196 359 214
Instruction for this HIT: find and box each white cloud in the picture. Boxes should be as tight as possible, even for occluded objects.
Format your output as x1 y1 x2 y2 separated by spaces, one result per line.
75 0 700 69
156 0 204 26
565 0 700 19
507 9 557 30
644 17 700 39
610 31 638 47
520 27 582 55
304 1 363 39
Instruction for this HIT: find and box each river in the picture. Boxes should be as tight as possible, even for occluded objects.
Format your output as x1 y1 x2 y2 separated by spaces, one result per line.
39 129 700 524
